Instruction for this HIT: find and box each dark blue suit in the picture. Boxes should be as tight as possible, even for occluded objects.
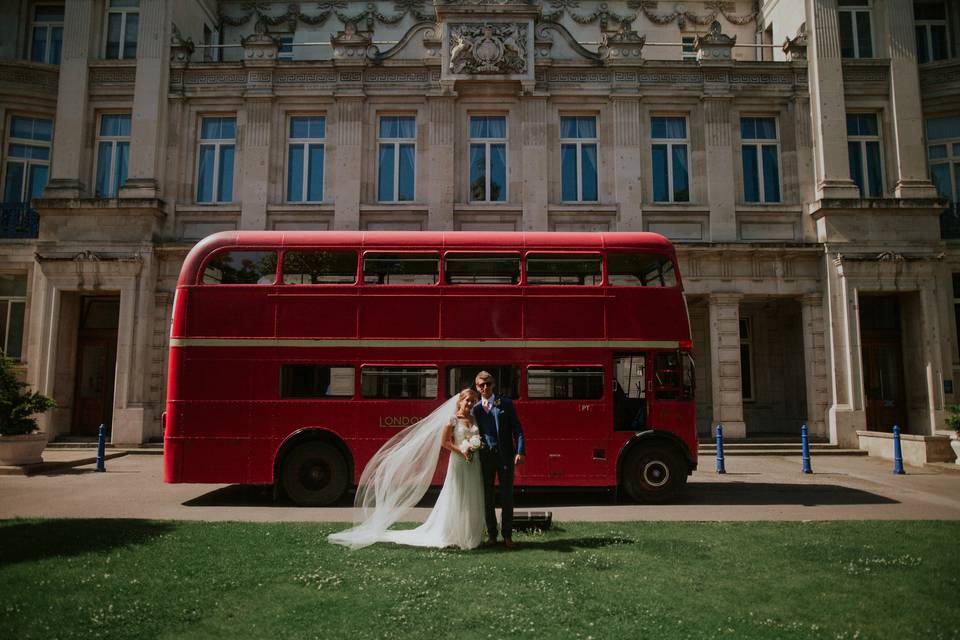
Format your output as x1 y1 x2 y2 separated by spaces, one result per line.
472 395 525 540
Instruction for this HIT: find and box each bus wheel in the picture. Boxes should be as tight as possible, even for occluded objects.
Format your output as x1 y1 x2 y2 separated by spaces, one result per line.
621 445 686 503
281 442 348 507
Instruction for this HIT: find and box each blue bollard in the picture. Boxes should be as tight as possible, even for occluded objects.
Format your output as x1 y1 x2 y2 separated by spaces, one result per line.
892 424 905 475
95 423 107 472
715 424 726 474
801 423 813 474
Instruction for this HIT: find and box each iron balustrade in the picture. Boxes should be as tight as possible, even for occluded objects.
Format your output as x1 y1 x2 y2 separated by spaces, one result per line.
0 202 39 239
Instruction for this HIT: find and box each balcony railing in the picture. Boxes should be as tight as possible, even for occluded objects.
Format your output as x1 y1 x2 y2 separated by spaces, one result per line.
0 202 40 239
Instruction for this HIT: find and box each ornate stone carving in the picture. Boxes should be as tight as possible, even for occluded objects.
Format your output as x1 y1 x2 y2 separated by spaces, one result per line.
783 26 808 61
331 22 375 59
694 20 736 61
598 20 645 61
626 1 756 27
448 23 527 74
241 25 280 65
169 23 194 65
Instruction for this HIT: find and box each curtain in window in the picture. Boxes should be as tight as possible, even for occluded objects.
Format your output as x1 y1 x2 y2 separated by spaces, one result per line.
672 146 689 202
378 144 394 201
27 165 48 200
469 144 485 200
287 144 304 201
307 144 324 201
652 145 669 202
581 144 597 201
742 146 759 202
398 143 415 201
761 145 780 202
217 145 234 202
490 143 506 202
123 13 139 58
561 144 577 201
96 142 113 197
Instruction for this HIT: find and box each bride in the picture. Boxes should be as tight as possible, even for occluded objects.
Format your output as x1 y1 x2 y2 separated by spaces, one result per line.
328 388 486 550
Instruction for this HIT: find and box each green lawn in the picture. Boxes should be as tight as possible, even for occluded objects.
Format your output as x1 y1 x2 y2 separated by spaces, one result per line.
0 520 957 639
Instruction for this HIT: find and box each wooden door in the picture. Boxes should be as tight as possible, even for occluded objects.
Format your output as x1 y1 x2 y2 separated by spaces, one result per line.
71 297 119 436
859 295 907 432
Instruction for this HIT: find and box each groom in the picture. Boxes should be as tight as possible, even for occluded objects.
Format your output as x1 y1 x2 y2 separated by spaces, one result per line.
472 370 525 549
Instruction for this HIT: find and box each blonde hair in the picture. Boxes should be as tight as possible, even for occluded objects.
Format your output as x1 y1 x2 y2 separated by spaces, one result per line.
474 370 495 385
458 387 479 402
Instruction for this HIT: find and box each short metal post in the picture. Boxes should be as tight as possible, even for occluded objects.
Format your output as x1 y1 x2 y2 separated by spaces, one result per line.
801 423 813 474
892 424 905 475
715 424 726 474
95 423 106 472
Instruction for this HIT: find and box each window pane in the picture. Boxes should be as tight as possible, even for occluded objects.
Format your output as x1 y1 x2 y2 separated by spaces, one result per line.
608 253 677 287
740 117 756 140
6 301 25 360
931 25 948 61
929 144 948 159
855 12 872 57
446 365 519 399
27 165 47 200
123 13 138 58
115 142 129 193
742 145 759 202
755 118 777 139
527 367 603 400
927 116 960 141
361 367 437 399
652 144 669 202
398 143 415 201
561 144 578 201
469 116 487 138
848 141 864 195
577 116 596 138
203 251 277 285
283 250 356 284
280 365 354 398
96 141 113 197
672 145 689 202
931 163 951 199
445 253 520 285
865 141 883 197
470 144 486 201
838 11 855 57
860 113 878 136
364 253 439 285
490 144 506 202
526 253 602 286
665 117 686 139
31 27 47 62
35 5 64 20
396 116 416 139
287 144 304 201
761 144 780 202
106 13 122 58
914 2 946 20
290 117 309 138
197 145 214 202
220 118 236 139
200 118 219 139
217 145 234 202
560 116 577 139
110 0 140 7
916 26 930 64
379 115 397 138
3 162 24 202
307 144 324 201
378 144 394 201
50 27 62 64
581 144 597 201
309 117 326 138
488 116 506 138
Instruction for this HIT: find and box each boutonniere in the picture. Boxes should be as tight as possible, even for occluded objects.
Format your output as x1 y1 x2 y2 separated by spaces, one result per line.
494 398 501 408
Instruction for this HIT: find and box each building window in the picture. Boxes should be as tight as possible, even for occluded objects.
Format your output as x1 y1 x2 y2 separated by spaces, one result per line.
377 115 416 202
741 117 781 203
560 115 598 202
0 274 26 361
469 115 507 202
681 36 696 61
927 116 960 238
651 116 689 203
278 35 294 61
838 0 873 58
30 4 63 65
740 317 754 401
105 0 138 60
847 113 884 198
2 116 52 204
94 114 131 197
196 117 235 203
915 2 949 63
287 115 325 203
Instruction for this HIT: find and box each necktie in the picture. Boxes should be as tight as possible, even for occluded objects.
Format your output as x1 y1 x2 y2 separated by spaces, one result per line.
483 400 491 413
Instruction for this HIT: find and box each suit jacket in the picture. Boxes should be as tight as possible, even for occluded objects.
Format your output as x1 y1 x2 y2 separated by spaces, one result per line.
472 394 525 459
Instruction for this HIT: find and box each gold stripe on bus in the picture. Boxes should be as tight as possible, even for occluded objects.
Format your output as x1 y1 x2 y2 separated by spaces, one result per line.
169 338 681 349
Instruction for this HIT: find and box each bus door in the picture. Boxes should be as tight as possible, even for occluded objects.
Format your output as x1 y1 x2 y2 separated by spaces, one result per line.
648 350 695 434
613 354 647 432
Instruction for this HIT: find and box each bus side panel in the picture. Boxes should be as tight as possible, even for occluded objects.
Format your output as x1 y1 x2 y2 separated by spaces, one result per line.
519 400 610 486
648 399 698 464
607 289 690 342
525 295 605 340
359 293 440 338
277 294 358 338
186 287 277 338
442 294 523 339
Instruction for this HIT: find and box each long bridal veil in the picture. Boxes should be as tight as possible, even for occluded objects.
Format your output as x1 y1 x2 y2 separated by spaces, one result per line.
328 395 459 550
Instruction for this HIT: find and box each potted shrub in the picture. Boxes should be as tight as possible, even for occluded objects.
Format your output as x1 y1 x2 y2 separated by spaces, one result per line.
0 353 55 465
946 404 960 465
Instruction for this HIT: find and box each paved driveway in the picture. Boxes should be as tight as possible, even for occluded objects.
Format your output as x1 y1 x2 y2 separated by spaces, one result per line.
1 453 958 522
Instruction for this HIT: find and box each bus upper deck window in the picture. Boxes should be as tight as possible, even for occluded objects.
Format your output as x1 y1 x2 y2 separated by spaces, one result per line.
608 253 677 287
364 252 439 285
526 253 601 286
445 253 520 285
202 251 277 285
283 250 357 284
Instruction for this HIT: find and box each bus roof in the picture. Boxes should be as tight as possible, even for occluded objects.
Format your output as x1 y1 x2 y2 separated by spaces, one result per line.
179 231 677 287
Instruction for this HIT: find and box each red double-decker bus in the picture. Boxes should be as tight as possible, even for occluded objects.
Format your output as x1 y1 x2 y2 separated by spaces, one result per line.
164 231 696 505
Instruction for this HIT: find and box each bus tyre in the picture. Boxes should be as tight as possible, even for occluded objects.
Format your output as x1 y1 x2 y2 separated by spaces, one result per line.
281 442 348 507
622 445 686 503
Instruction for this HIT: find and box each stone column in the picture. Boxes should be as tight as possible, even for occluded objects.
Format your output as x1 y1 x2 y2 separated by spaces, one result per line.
239 99 272 230
823 253 865 446
704 97 736 241
791 96 818 241
886 1 939 198
44 0 95 197
612 97 642 230
333 97 364 230
801 293 829 438
120 0 169 198
521 96 548 230
708 293 746 437
806 0 861 199
427 96 455 230
919 286 946 435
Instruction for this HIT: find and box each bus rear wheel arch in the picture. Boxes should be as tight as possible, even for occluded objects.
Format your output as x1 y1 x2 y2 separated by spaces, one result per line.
619 442 688 503
278 438 350 507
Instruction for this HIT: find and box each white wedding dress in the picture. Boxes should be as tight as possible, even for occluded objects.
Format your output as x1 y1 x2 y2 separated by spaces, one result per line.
328 395 486 551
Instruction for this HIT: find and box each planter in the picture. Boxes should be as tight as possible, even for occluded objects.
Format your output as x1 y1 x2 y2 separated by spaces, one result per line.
0 432 48 465
952 437 960 465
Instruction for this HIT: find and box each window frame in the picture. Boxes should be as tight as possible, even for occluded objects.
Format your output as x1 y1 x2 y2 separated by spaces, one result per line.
94 112 131 197
740 115 782 204
29 3 64 65
650 114 690 203
525 365 606 401
0 274 27 361
280 249 358 286
847 112 885 198
681 35 697 61
360 365 439 400
285 114 326 203
279 364 356 399
195 115 236 204
838 0 874 59
103 0 139 60
927 116 960 235
443 251 521 286
362 250 440 286
199 249 278 286
2 114 53 204
559 114 599 203
468 114 509 203
377 114 417 203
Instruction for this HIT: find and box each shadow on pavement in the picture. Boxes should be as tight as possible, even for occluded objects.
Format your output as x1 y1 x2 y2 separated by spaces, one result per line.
686 482 898 506
0 519 177 567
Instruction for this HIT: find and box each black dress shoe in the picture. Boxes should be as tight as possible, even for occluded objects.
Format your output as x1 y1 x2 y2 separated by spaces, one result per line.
503 539 516 550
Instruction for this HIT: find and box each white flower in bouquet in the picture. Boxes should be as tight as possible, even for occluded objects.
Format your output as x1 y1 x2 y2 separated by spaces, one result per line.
468 435 482 451
458 441 471 456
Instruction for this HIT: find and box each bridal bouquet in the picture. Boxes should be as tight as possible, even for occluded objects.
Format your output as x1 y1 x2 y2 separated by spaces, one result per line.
459 435 483 461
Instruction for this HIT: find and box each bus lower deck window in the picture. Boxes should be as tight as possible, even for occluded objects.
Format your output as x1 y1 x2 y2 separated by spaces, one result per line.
446 365 520 398
527 367 604 399
280 365 355 398
361 366 438 399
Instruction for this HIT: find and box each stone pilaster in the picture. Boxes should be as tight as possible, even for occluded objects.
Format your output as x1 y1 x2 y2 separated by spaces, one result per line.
791 95 818 241
806 0 860 200
704 98 736 241
708 293 746 437
612 97 642 231
239 99 272 230
121 0 169 199
886 1 939 199
428 96 455 230
801 293 829 438
44 0 94 198
333 97 364 230
521 96 548 230
823 253 864 447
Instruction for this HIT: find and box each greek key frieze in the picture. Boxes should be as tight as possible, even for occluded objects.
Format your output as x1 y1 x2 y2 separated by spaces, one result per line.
183 72 247 85
90 68 136 84
636 72 701 84
247 71 273 83
339 71 363 82
729 73 794 84
841 67 889 83
0 68 58 90
274 72 337 84
365 71 428 83
614 71 637 82
547 71 610 82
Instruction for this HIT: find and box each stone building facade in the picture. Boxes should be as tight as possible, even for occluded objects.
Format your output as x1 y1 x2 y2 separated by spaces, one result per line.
0 0 957 455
